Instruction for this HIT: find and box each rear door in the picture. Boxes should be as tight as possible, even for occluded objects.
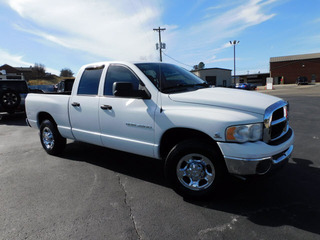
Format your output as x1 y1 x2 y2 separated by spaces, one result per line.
69 65 104 146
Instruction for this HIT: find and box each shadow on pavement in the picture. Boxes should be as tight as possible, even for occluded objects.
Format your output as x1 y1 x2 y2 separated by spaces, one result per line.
61 142 320 234
187 157 320 235
0 112 27 126
61 141 166 187
59 140 320 236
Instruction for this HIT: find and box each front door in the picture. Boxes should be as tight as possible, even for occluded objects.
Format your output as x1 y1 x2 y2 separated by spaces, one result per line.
99 64 157 158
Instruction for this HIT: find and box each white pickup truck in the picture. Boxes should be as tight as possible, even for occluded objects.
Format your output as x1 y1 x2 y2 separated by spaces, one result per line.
26 61 294 198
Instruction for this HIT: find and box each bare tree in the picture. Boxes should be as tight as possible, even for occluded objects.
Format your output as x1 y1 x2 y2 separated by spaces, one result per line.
193 62 205 70
60 68 74 77
33 63 46 78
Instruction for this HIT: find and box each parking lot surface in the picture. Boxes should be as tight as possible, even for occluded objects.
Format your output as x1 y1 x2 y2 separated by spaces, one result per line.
1 84 320 240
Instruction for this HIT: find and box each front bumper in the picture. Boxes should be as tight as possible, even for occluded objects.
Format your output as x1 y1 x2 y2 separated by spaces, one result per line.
218 128 294 175
224 145 293 175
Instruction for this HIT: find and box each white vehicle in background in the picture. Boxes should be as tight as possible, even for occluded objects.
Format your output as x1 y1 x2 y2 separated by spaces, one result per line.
26 61 294 198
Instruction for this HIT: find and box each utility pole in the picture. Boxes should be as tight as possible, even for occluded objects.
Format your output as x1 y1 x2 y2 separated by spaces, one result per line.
229 40 240 84
153 27 166 62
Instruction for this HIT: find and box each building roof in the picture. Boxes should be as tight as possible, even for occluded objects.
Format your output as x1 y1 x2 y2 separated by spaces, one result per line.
191 67 232 72
270 53 320 63
0 64 20 73
237 72 270 77
15 67 33 72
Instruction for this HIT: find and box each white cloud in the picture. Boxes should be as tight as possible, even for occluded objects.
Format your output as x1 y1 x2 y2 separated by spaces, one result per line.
190 0 276 43
8 0 163 61
212 43 233 53
13 24 72 48
5 0 279 70
0 48 60 74
165 0 277 66
0 48 32 67
206 57 234 64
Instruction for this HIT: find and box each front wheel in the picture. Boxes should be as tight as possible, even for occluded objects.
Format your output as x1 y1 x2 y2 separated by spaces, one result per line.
165 140 226 199
40 120 66 155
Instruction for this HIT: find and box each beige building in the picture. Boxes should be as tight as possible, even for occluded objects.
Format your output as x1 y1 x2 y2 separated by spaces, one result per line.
191 68 232 87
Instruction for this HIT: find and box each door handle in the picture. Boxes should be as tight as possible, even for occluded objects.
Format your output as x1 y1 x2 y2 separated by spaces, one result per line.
71 102 80 107
100 105 112 110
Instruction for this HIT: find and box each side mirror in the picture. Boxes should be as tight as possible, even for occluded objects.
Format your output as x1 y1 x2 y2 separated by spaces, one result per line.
112 82 151 99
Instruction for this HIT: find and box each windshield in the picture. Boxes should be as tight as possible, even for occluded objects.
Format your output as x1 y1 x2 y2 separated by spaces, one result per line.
135 63 207 93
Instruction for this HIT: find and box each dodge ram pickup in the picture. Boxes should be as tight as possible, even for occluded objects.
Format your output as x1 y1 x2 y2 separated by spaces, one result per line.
26 62 294 198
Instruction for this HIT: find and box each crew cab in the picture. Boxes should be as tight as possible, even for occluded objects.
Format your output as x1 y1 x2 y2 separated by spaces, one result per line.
26 62 294 198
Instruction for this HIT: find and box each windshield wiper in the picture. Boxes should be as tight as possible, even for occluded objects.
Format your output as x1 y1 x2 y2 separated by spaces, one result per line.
194 82 209 87
162 82 209 92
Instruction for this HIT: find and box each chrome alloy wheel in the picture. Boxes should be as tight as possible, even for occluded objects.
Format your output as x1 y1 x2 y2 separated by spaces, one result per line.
176 153 215 191
42 127 55 150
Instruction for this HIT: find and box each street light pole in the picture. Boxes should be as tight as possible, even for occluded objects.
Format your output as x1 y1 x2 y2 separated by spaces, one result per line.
229 40 240 84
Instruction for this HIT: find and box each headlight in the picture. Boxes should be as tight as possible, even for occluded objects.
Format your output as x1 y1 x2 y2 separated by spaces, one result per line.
226 123 263 143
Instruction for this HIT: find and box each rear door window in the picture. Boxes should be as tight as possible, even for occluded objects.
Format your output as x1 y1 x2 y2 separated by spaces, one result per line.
77 66 104 95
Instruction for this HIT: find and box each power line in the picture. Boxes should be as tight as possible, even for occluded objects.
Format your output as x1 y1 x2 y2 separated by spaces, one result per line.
152 27 193 68
162 52 194 68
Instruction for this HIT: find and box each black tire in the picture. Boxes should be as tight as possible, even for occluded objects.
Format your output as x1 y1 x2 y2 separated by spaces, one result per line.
165 139 226 199
0 90 21 112
40 120 66 155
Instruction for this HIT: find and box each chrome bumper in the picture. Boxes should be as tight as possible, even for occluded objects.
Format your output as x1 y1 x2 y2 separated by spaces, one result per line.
224 145 293 175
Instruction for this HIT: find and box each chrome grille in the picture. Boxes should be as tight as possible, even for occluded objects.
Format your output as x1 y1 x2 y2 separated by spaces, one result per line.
263 100 289 143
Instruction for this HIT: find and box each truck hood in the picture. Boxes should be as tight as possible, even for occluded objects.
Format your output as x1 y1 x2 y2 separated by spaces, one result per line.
168 87 281 115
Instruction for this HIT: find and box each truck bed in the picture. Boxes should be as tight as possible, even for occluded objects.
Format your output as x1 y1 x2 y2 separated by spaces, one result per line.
25 93 73 139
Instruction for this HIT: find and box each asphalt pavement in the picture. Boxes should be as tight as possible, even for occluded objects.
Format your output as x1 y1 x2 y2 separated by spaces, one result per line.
0 84 319 240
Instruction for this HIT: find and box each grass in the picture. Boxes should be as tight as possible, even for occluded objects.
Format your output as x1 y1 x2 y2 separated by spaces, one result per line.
28 79 59 86
28 76 74 86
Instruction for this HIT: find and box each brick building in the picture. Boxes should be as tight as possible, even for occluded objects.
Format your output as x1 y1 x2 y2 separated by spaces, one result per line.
0 64 47 80
270 53 320 84
0 64 25 80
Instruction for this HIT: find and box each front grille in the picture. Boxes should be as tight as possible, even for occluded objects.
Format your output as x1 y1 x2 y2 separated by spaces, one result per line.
269 128 292 146
263 100 289 144
271 121 287 139
272 108 284 121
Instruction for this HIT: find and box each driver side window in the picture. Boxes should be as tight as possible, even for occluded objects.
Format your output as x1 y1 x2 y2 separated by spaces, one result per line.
104 65 140 96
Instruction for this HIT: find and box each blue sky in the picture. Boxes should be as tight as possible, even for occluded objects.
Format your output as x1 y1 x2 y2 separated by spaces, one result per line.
0 0 319 76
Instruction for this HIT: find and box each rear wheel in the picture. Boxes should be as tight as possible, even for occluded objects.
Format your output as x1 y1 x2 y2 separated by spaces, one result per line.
165 139 226 199
40 120 66 155
0 90 21 113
